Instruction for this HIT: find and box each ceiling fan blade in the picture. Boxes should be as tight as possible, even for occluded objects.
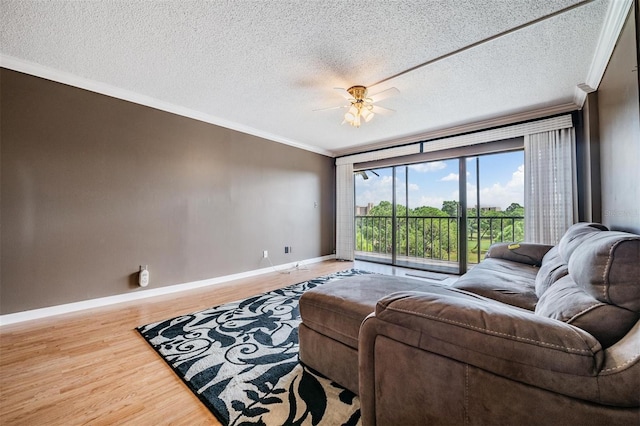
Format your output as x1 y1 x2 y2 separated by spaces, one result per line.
371 105 396 116
313 104 349 112
334 87 354 100
369 87 400 103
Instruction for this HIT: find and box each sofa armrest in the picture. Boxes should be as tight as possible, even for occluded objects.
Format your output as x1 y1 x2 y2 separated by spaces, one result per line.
366 290 603 376
485 242 554 266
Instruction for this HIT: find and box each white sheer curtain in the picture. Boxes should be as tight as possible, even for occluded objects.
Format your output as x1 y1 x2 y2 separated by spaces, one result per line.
335 163 355 260
524 128 576 244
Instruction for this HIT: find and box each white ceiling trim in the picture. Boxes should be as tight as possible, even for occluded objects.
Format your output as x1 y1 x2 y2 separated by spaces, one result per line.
573 0 633 107
0 55 334 158
585 0 633 91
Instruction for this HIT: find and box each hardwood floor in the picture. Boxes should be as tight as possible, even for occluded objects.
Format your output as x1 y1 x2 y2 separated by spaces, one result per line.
0 259 452 425
0 260 358 425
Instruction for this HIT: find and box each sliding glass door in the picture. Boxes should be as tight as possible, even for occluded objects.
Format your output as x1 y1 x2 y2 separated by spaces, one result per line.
394 159 461 273
354 150 524 274
354 167 394 265
466 151 525 265
355 159 462 273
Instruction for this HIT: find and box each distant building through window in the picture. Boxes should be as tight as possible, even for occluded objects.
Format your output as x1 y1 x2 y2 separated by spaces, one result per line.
355 203 374 216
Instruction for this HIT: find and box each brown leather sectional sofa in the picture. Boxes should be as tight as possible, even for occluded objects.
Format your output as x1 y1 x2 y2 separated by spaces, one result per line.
300 222 640 425
360 222 639 424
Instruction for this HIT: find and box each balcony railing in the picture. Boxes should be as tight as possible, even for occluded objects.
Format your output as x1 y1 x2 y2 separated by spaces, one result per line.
355 215 524 264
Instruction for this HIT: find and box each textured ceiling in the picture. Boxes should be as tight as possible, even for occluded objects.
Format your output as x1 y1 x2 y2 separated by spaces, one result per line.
0 0 626 156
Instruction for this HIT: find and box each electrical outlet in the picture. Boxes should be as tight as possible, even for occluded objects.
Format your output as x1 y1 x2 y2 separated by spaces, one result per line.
263 250 268 258
139 265 149 287
285 246 289 254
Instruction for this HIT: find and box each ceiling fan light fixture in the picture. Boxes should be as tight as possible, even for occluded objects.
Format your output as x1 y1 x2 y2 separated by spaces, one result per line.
320 84 395 128
343 86 375 128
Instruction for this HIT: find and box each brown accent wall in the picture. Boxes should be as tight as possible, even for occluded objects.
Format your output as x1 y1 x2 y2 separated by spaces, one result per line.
597 5 640 233
0 69 336 314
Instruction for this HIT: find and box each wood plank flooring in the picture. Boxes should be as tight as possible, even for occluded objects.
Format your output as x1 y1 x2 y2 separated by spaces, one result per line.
0 259 452 425
0 260 355 425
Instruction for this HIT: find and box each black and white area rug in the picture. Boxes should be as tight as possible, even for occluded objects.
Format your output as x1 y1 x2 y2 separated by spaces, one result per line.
137 269 372 426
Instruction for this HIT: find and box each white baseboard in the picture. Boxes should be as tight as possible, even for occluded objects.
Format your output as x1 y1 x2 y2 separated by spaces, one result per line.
0 255 335 326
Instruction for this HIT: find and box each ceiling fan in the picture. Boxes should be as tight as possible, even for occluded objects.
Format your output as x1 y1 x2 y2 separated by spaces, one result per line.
315 85 399 128
355 169 380 180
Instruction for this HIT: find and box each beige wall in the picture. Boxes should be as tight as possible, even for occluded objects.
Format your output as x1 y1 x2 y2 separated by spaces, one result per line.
597 5 640 233
1 69 336 314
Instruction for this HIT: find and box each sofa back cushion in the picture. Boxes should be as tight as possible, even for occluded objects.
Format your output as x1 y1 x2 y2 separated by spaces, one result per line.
568 232 640 312
534 246 569 298
536 230 640 347
535 222 607 298
557 222 608 263
535 275 639 347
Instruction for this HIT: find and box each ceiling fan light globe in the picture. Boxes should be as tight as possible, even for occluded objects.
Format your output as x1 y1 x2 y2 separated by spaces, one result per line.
344 112 356 122
361 108 374 122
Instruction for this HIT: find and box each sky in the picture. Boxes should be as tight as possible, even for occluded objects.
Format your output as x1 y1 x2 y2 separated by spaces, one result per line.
355 150 524 211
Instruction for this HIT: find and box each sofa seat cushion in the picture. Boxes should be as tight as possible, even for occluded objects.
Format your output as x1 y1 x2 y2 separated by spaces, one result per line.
535 275 639 348
299 274 431 349
453 258 539 310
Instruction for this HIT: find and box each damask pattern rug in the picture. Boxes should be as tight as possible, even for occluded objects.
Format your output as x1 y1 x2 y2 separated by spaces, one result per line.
137 269 372 426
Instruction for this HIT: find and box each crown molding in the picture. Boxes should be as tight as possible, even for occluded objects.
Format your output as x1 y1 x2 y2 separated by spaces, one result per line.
331 102 579 157
0 55 334 158
573 82 597 107
575 0 634 108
